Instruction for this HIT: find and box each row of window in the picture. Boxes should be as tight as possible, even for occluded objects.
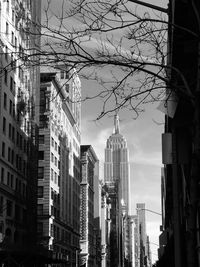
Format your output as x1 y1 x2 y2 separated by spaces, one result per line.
51 188 60 205
38 166 61 187
0 195 27 221
51 168 60 186
2 142 28 174
51 137 61 154
1 167 27 197
37 204 60 220
51 152 60 169
3 92 15 116
37 222 71 250
2 117 29 152
5 16 30 48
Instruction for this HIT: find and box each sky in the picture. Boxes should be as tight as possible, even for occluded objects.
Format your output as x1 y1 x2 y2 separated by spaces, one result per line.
81 96 164 263
41 0 168 263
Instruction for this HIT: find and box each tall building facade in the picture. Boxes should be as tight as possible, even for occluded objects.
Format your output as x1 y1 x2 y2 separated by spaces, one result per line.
0 0 41 265
104 113 130 266
80 145 98 267
37 68 81 266
135 203 152 267
101 184 111 267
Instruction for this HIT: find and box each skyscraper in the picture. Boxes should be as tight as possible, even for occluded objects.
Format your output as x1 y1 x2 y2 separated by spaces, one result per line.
0 1 41 265
103 113 130 266
104 113 130 214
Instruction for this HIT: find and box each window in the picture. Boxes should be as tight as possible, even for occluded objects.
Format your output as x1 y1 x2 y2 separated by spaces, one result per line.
2 142 5 158
7 171 10 186
37 186 43 198
5 46 8 61
12 9 15 22
6 22 9 35
9 100 12 115
1 167 5 183
0 197 3 215
51 137 54 147
60 71 64 79
10 77 13 92
10 174 13 188
19 135 22 149
6 200 13 217
54 172 57 184
4 93 7 109
39 135 45 144
37 204 43 215
37 222 43 235
4 69 8 84
15 37 17 50
3 117 6 134
12 127 15 141
51 152 54 163
65 84 69 93
51 188 54 199
65 70 69 79
11 31 14 44
8 147 11 162
8 123 11 138
16 132 19 146
15 204 20 220
55 157 57 167
55 142 57 151
38 151 44 160
6 0 9 13
11 150 14 165
38 167 44 179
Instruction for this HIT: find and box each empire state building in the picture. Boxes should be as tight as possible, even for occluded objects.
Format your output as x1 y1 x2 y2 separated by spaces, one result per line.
104 114 130 214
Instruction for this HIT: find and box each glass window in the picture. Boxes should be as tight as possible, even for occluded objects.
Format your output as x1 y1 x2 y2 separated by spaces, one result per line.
39 135 45 144
6 200 13 217
2 142 5 157
4 69 8 84
3 93 7 109
9 100 12 115
1 167 5 183
9 123 11 138
38 151 44 160
38 167 44 179
5 46 8 61
60 71 64 79
37 186 43 198
51 168 53 181
37 222 43 235
3 117 6 134
37 204 43 215
6 22 9 35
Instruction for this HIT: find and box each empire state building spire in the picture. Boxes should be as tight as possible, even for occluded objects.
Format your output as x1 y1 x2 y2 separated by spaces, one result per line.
114 113 120 134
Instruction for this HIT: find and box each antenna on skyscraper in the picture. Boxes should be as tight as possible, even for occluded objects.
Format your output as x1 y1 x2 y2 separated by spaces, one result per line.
113 110 120 134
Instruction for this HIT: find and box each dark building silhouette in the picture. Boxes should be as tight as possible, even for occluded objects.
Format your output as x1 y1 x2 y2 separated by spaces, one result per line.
80 145 98 267
157 1 200 267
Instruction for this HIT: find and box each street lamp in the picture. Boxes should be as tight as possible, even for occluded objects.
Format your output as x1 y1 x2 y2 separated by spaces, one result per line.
136 208 162 216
